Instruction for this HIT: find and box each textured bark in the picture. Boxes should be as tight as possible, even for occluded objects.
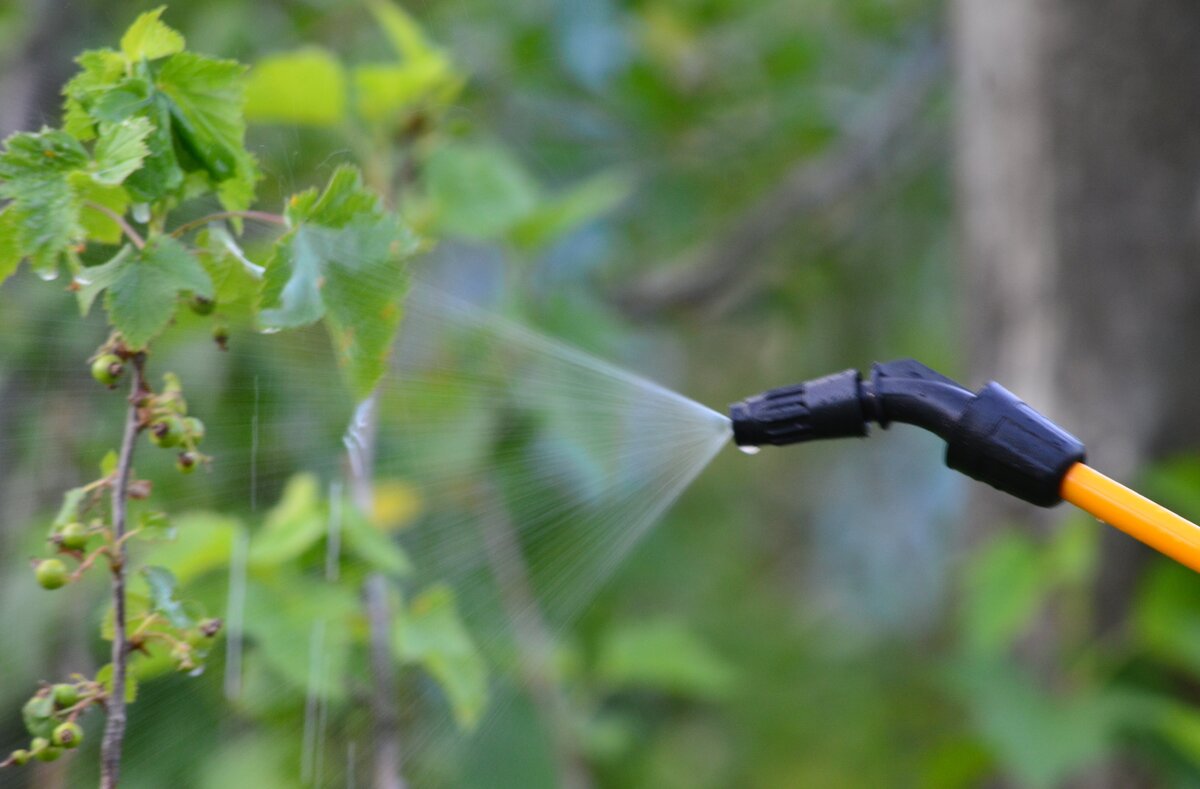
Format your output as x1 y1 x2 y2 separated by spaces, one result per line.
954 0 1200 784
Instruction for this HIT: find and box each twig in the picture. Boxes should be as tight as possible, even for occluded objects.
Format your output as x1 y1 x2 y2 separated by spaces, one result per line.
365 575 405 789
614 42 946 317
346 393 407 789
99 354 146 789
84 202 144 251
168 210 287 239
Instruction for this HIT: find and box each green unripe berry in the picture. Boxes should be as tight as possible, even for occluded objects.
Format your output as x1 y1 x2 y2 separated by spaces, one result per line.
91 354 123 389
189 295 216 316
59 522 88 551
35 559 68 590
34 746 61 762
30 737 60 762
51 722 82 749
183 417 205 444
52 684 79 709
149 416 183 448
9 749 30 766
176 451 198 474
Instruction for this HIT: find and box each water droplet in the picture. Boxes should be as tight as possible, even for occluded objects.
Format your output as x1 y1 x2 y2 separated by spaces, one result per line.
188 664 206 678
737 444 761 455
132 203 150 223
73 276 92 287
36 268 60 282
258 326 281 335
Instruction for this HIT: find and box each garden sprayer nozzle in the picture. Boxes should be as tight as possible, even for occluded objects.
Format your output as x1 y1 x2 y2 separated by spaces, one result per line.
730 359 1200 574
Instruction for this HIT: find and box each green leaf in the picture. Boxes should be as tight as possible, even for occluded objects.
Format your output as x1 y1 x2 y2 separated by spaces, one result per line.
22 694 56 738
0 209 20 284
95 663 138 703
61 49 128 141
142 565 194 629
367 0 444 66
242 575 356 701
955 659 1133 789
76 246 132 316
425 143 539 240
262 166 414 397
352 62 460 125
100 450 119 476
510 171 632 251
122 93 185 203
245 48 346 127
958 531 1049 656
92 116 153 185
0 128 90 277
342 504 411 577
0 128 89 178
394 584 487 729
73 174 130 245
157 51 249 183
194 226 262 304
142 512 240 585
120 7 185 62
100 236 214 348
595 619 735 700
249 474 326 567
53 486 88 528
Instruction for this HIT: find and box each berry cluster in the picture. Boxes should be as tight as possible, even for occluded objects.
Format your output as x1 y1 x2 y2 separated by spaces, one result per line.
2 682 94 767
6 338 223 774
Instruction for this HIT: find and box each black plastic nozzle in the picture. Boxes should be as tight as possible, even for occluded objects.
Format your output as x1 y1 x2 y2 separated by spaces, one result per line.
729 359 1086 507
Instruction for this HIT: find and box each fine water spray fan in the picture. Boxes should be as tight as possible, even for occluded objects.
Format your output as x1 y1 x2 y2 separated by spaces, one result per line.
730 359 1200 573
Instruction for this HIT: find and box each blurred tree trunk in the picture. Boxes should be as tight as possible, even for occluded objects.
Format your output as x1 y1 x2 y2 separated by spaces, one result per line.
954 0 1200 783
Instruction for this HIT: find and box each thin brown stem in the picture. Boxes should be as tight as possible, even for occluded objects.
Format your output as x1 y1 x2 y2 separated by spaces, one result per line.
168 210 287 239
83 202 144 251
99 355 146 789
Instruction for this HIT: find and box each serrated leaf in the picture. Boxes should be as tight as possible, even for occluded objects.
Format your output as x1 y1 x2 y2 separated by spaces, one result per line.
100 236 213 348
73 174 130 245
157 51 248 182
142 565 194 629
394 584 487 728
0 128 90 276
92 117 153 185
122 94 185 203
194 226 263 304
96 663 138 703
246 48 346 127
263 166 414 397
76 246 133 315
62 49 128 141
121 7 185 62
0 128 88 177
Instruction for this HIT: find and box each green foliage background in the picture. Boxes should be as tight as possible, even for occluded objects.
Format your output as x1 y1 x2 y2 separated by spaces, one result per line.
2 1 1200 787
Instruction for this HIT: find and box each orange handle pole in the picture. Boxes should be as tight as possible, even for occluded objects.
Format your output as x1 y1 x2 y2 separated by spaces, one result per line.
1061 462 1200 574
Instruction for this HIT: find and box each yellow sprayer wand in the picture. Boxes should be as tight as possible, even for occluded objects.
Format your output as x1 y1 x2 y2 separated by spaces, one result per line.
730 359 1200 574
1061 463 1200 573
